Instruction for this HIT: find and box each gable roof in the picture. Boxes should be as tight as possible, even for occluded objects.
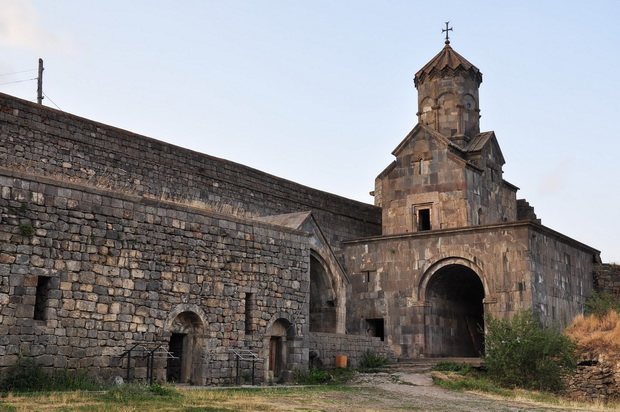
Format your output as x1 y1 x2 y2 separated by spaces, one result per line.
254 211 349 282
465 131 506 165
383 122 513 179
391 123 455 157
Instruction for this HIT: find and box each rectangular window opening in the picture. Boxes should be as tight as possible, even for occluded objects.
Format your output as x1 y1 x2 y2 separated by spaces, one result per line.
365 318 385 341
417 208 431 231
34 276 51 321
245 293 255 333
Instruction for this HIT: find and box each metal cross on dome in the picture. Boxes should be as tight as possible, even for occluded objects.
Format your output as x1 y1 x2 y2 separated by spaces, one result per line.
442 21 453 43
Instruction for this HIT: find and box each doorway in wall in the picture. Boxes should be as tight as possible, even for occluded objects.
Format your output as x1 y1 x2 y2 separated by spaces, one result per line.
166 333 185 382
166 311 205 383
425 264 484 357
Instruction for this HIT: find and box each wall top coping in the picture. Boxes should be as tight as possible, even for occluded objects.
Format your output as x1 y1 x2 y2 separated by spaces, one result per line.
343 220 600 257
0 166 311 239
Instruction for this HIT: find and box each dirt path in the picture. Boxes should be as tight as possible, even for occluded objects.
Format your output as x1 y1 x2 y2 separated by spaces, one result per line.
350 372 588 412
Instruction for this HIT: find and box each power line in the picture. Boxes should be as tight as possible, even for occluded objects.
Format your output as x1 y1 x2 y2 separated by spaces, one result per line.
0 68 37 77
0 77 37 86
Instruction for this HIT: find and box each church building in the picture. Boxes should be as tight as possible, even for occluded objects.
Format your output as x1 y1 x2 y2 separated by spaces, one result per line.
343 38 599 358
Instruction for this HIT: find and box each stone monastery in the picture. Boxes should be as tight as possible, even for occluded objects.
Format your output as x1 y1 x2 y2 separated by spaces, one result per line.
0 38 609 385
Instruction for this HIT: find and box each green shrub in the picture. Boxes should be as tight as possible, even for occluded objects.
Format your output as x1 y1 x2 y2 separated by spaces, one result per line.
483 309 577 392
584 291 620 317
294 367 331 385
0 357 49 392
294 367 354 385
0 356 99 392
359 350 389 370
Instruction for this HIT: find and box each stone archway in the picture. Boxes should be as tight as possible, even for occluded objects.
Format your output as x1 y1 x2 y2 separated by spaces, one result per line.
309 254 338 333
421 262 485 357
264 318 295 383
166 311 205 384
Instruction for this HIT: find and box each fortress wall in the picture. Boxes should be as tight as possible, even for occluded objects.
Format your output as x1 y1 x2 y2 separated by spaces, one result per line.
0 93 381 248
0 169 310 384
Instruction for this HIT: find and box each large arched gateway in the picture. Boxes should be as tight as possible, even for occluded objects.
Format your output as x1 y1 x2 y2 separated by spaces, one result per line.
421 261 485 357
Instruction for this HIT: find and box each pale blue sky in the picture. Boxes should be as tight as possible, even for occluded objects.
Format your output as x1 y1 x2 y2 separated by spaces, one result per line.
1 0 619 262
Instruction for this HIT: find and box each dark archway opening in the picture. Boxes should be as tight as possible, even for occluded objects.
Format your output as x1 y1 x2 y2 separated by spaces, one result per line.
425 264 484 357
309 255 337 333
167 311 204 383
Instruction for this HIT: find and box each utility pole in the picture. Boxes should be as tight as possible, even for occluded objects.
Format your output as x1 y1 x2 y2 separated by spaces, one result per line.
37 58 44 104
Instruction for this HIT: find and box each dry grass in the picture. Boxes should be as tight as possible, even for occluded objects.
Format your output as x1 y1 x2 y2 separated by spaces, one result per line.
0 386 387 412
565 310 620 353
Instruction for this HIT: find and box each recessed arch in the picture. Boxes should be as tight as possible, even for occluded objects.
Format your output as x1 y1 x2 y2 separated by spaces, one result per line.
419 258 486 357
418 257 488 301
166 309 206 384
309 252 338 333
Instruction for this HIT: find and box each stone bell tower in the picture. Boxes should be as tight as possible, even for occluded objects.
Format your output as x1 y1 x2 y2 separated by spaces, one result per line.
414 32 482 147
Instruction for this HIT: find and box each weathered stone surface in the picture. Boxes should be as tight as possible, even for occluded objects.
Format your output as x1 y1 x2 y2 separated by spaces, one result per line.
0 38 609 388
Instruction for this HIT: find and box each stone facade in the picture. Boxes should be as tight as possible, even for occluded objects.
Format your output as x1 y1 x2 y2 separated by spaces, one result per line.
0 169 311 384
0 38 608 386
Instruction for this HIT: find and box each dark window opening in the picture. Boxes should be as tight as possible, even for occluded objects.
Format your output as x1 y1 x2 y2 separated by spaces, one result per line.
366 318 385 341
34 276 51 321
418 209 431 231
245 293 254 333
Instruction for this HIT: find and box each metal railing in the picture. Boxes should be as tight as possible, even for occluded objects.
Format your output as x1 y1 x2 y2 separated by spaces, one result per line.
118 343 176 385
228 348 261 385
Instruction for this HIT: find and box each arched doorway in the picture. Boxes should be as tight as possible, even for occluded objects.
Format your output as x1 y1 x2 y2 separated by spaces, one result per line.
309 254 337 333
264 318 295 382
167 311 205 383
424 264 485 357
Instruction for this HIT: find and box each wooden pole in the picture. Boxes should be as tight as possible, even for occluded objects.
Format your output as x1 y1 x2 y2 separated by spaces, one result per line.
37 58 44 104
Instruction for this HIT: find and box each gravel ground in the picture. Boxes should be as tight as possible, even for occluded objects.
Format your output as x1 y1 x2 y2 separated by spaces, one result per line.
349 372 592 412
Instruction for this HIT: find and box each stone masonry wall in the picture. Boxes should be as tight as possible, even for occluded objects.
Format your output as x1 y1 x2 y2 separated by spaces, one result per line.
593 263 620 296
0 168 310 384
565 353 620 403
308 332 394 368
0 93 381 250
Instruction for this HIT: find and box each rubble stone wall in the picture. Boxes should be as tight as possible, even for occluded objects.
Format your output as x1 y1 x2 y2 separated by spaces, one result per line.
0 169 310 384
566 353 620 403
